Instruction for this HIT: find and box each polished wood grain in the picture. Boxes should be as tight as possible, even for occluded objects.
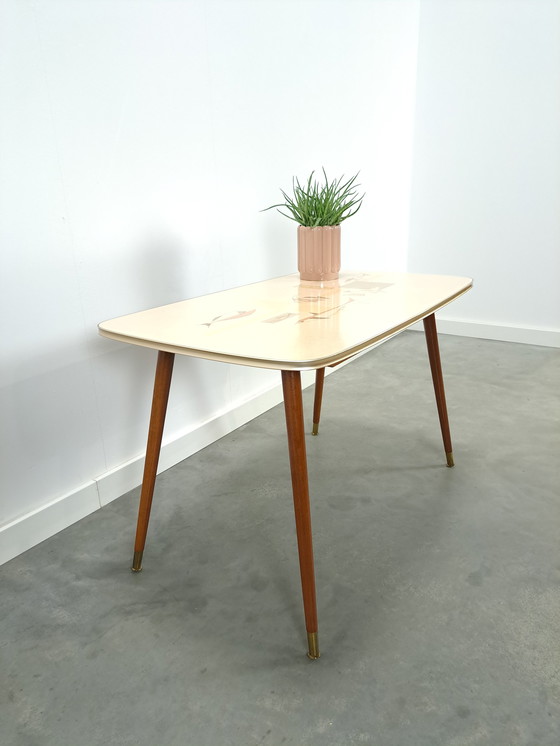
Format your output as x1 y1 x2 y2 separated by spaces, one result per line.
131 351 175 570
281 370 319 658
423 314 454 466
312 368 326 435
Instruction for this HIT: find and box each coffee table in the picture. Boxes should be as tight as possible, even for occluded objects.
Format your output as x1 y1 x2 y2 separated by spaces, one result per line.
98 271 472 659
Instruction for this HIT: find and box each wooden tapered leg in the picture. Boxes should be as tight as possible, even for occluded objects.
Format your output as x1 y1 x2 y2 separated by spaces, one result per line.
281 370 320 659
131 351 175 571
423 314 454 467
312 368 326 435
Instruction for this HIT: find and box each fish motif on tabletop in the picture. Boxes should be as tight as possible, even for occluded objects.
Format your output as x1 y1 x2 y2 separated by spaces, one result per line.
201 309 255 328
263 312 299 324
297 299 354 324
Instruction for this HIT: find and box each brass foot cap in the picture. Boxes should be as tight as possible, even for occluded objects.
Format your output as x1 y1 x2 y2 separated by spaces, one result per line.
446 451 454 468
312 423 319 436
307 632 320 660
131 550 143 572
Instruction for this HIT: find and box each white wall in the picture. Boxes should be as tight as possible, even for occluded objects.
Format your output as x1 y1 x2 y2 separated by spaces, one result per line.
408 0 560 345
4 0 559 566
0 0 420 563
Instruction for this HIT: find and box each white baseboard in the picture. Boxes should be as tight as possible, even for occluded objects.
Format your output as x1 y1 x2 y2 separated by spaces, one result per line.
0 482 101 567
0 370 318 567
96 369 316 507
409 318 560 348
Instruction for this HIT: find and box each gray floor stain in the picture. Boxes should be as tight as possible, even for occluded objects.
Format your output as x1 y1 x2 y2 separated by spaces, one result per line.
466 563 492 586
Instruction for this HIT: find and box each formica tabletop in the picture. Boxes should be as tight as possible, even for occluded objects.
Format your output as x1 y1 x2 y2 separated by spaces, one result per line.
98 272 472 370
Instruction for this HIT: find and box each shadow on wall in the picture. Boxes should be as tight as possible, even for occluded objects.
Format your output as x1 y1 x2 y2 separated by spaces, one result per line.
115 230 233 459
260 214 296 282
134 231 190 309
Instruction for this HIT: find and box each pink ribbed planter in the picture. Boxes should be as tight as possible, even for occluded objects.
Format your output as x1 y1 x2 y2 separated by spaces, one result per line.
297 225 341 282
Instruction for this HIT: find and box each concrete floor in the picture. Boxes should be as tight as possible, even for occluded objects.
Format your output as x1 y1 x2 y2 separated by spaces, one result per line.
1 331 559 746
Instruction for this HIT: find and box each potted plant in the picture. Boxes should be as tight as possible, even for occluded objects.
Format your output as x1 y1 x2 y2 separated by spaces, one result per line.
263 169 364 282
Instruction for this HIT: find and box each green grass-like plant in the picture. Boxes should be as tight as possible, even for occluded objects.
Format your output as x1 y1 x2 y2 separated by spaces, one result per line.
262 169 364 227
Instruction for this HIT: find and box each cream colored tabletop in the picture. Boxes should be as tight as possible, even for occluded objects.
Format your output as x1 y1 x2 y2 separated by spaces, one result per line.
98 272 472 370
